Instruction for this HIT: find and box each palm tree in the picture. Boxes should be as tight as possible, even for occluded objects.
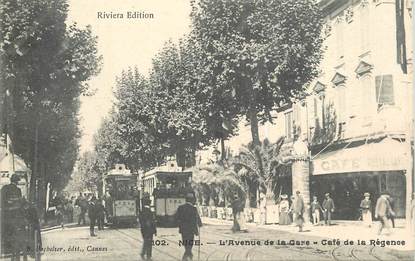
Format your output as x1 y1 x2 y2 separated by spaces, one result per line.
232 137 291 207
192 160 246 207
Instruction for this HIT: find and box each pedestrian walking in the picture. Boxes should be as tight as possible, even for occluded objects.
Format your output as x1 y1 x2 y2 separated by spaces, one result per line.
231 194 246 232
311 196 323 225
322 193 335 226
75 192 88 225
54 195 65 228
360 192 372 227
388 195 396 228
139 197 156 260
375 191 394 235
292 191 305 232
96 196 106 230
279 194 291 225
88 195 98 237
175 193 202 261
65 198 74 223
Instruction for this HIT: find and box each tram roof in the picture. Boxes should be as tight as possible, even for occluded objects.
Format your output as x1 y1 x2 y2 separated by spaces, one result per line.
142 170 192 179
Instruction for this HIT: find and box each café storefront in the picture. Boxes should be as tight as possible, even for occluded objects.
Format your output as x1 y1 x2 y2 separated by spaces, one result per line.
310 137 408 219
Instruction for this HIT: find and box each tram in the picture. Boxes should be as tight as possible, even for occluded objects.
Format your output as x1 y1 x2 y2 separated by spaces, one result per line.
103 164 139 226
141 161 193 226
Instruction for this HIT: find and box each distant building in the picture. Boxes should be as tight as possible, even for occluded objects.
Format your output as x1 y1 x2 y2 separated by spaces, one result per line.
0 134 31 198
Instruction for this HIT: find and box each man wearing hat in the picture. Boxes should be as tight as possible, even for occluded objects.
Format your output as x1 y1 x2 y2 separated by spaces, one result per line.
360 192 372 227
375 191 394 235
175 192 202 261
139 197 156 260
322 193 335 225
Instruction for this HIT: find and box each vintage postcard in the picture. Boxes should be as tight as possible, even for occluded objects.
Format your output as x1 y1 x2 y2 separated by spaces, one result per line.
0 0 414 260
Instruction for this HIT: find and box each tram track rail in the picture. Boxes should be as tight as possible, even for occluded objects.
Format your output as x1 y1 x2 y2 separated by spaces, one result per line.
113 228 180 260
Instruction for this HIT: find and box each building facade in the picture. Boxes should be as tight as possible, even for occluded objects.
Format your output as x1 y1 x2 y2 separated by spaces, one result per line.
289 0 413 219
197 0 413 219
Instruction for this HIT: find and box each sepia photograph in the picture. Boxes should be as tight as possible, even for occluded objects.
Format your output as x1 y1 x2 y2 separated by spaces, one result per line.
0 0 414 260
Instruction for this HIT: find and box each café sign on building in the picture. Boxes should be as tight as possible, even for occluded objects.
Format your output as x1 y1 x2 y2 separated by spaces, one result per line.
311 138 409 218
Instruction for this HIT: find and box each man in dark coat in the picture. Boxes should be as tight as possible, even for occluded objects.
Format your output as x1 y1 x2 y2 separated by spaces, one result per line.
322 193 335 225
88 195 98 236
292 191 305 232
96 196 106 230
75 192 88 225
375 191 394 235
139 197 156 260
175 193 202 261
1 174 24 259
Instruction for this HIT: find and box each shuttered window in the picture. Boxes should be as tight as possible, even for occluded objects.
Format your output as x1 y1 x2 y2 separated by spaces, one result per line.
375 75 394 106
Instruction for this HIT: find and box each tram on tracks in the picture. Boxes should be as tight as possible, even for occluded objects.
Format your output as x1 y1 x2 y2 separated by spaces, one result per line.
141 161 193 226
103 164 139 226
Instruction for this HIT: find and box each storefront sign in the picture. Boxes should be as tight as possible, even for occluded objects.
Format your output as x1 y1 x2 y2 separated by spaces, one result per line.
312 139 408 175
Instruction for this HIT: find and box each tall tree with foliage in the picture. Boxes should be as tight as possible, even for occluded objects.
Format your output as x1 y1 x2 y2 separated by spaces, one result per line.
0 0 102 199
180 35 240 160
112 67 167 171
148 41 215 167
191 0 325 145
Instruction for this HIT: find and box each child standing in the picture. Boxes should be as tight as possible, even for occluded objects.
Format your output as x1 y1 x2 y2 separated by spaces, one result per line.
311 196 323 225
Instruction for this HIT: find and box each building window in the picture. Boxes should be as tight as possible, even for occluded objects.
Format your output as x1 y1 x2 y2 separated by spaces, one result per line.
375 75 394 109
285 110 293 141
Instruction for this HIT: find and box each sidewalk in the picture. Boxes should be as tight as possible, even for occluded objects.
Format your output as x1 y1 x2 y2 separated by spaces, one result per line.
41 222 82 232
202 217 415 251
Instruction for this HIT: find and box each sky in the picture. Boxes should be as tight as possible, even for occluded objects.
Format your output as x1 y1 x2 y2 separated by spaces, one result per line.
67 0 192 152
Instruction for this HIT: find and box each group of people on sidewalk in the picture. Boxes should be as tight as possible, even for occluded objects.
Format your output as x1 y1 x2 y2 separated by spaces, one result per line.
276 190 402 235
224 188 411 237
278 191 335 228
48 193 75 228
74 192 106 236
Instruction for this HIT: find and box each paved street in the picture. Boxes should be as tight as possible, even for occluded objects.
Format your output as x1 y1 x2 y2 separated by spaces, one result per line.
40 221 413 261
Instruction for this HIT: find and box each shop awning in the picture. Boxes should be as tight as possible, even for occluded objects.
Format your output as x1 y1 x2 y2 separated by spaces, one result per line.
312 138 408 175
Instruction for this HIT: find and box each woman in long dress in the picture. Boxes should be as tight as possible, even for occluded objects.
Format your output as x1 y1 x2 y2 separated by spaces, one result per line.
279 195 291 225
